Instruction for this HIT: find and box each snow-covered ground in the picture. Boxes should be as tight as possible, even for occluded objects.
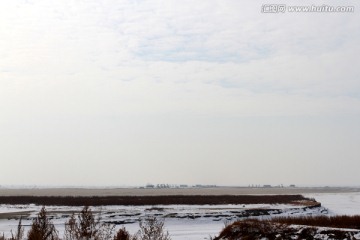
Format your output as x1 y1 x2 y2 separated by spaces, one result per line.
305 192 360 215
1 192 360 239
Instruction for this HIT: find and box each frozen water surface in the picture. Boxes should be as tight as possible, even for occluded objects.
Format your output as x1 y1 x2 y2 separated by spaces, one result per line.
1 192 360 239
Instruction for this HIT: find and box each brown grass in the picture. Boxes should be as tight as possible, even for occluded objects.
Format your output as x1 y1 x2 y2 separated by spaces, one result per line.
0 195 311 206
214 217 360 240
214 219 290 240
272 215 360 229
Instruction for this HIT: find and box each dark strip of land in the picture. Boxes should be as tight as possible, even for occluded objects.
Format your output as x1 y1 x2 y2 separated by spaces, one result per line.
0 195 310 206
1 187 359 197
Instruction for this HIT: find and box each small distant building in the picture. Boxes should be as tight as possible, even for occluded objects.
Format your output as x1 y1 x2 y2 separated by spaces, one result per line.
263 185 272 188
193 184 217 188
146 184 154 188
289 184 296 188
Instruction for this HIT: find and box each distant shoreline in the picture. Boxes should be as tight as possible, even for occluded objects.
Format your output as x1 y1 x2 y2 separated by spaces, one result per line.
0 186 359 197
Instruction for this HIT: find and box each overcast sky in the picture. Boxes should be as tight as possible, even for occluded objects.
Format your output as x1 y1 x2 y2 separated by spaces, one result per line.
1 0 360 187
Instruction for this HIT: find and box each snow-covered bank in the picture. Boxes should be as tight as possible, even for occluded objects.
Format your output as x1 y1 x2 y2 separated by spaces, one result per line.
0 203 323 240
1 192 360 239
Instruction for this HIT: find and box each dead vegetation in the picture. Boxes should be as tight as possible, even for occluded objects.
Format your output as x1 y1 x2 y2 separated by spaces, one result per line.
64 206 114 240
6 217 24 240
113 227 134 240
27 207 58 240
213 217 360 240
0 195 313 206
1 206 171 240
136 218 171 240
213 219 290 240
272 215 360 229
3 204 360 240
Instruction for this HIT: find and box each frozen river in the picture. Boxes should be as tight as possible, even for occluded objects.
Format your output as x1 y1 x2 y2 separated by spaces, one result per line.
305 192 360 215
1 191 360 239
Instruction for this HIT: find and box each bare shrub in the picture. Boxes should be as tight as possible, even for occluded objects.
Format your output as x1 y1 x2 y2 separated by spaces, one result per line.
114 227 138 240
9 217 24 240
77 206 99 239
27 207 58 240
97 223 115 240
64 214 77 240
137 217 171 240
64 206 114 240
